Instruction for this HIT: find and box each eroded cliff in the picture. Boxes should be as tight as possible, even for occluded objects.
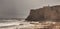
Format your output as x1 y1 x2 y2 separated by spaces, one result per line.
25 5 60 22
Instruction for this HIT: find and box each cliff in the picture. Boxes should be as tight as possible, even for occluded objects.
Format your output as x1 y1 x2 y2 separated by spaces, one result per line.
25 5 60 22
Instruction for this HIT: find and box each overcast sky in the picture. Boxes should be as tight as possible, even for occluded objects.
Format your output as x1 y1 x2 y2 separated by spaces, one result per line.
0 0 60 18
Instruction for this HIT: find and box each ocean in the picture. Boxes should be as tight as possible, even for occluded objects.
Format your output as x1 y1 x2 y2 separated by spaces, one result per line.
0 18 35 29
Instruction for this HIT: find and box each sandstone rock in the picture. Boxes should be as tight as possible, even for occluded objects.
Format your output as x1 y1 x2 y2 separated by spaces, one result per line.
25 5 60 22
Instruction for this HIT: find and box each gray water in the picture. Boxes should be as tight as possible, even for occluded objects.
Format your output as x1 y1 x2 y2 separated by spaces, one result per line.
0 19 34 29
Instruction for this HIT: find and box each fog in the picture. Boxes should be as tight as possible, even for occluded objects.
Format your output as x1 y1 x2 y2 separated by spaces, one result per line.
0 0 60 18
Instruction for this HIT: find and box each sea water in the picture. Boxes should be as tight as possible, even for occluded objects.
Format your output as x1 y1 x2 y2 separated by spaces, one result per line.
0 19 35 29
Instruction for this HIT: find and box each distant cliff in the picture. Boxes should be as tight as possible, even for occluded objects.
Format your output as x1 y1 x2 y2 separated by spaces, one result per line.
25 5 60 22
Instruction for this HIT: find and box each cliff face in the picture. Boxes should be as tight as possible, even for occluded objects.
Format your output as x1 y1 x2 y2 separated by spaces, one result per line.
25 5 60 22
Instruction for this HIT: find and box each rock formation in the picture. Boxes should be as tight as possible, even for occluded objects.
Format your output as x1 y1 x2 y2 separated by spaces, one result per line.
25 5 60 22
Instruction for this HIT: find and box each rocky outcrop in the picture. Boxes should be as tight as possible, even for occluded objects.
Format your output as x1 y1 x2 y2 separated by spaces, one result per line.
25 5 60 22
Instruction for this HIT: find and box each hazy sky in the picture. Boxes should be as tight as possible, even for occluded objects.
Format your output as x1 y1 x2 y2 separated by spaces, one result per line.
0 0 60 18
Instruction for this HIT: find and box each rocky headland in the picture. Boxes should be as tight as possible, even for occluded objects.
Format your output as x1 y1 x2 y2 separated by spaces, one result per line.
25 5 60 22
